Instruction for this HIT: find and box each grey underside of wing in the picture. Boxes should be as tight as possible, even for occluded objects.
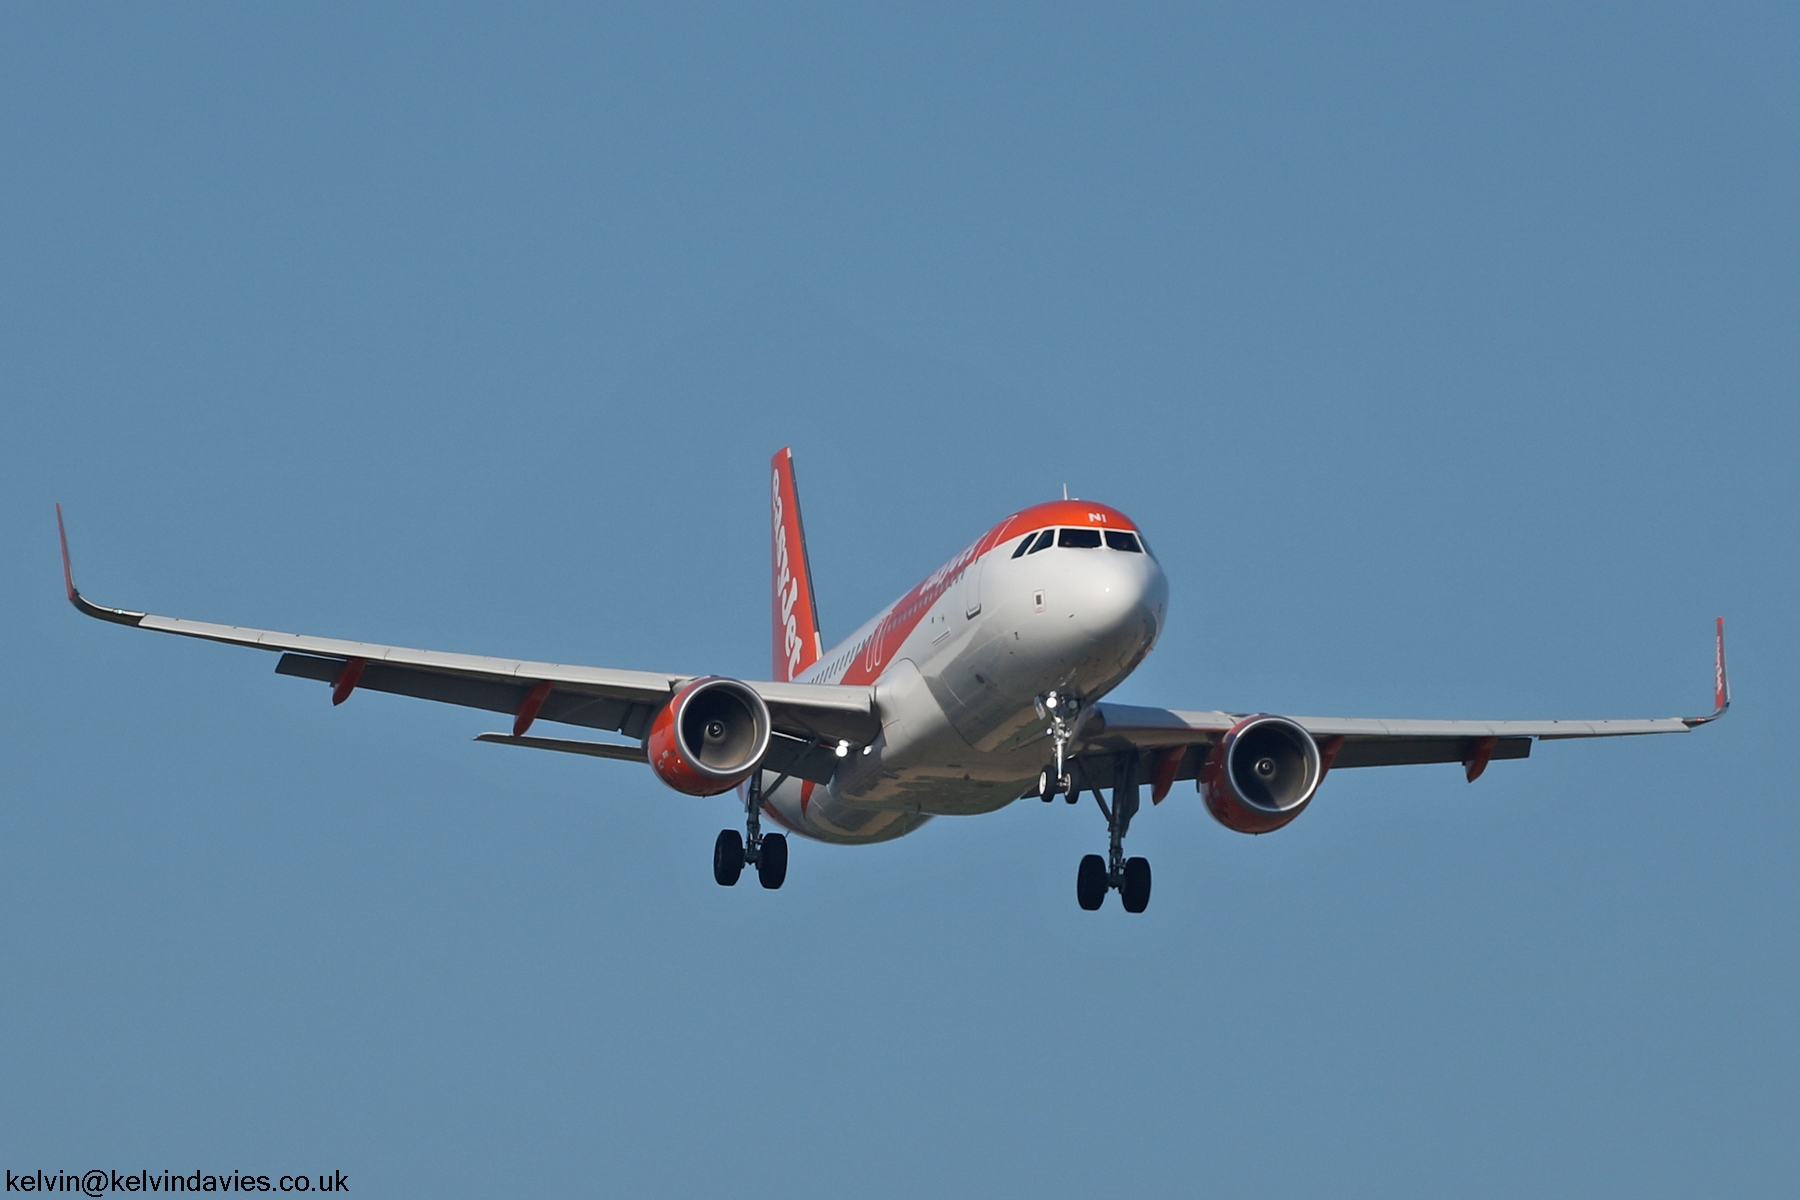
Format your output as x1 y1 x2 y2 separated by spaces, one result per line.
473 729 840 785
1073 701 1697 790
275 652 669 737
119 613 878 745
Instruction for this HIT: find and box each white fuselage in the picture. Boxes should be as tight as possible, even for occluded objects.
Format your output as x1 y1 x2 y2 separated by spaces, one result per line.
754 513 1170 843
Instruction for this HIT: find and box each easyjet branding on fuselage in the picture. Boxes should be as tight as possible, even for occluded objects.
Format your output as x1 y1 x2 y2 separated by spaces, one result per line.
812 503 1147 687
845 537 986 681
922 542 977 597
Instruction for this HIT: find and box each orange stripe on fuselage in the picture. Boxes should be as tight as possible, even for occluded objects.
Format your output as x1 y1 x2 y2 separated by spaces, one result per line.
832 500 1139 687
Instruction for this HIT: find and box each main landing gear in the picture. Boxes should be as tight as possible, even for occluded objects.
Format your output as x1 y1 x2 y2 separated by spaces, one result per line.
713 771 787 890
1032 691 1149 911
1069 755 1152 914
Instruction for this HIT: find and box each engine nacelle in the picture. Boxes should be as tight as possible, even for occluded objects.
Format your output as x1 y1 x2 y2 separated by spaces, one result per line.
646 677 773 796
1200 714 1324 835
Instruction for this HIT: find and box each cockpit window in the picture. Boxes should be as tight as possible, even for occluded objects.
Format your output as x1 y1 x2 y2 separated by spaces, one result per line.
1027 529 1054 554
1058 527 1103 549
1104 530 1142 553
1012 533 1037 558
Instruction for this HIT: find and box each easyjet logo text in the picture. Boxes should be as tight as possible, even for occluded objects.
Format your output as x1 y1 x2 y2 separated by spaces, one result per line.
772 470 804 679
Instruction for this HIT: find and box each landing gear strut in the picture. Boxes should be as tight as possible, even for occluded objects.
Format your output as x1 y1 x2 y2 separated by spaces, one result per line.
713 771 787 890
1035 690 1083 803
1075 754 1151 913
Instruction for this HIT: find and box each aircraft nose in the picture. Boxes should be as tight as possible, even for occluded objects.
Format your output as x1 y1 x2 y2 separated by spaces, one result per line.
1074 550 1167 648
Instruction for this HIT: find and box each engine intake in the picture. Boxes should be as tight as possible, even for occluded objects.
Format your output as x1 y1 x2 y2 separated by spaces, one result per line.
646 677 773 796
1200 714 1324 834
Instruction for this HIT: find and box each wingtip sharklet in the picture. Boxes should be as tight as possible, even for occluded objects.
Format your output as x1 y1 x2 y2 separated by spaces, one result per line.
55 503 76 603
1712 616 1730 717
1682 617 1730 728
53 505 146 626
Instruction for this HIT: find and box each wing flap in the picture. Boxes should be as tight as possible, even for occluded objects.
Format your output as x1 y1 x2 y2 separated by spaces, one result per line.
1076 702 1235 749
1080 663 1721 780
1069 736 1535 792
1293 715 1693 739
276 654 660 737
1084 703 1699 747
149 614 682 702
756 681 880 744
271 651 873 742
1332 735 1530 770
473 728 839 785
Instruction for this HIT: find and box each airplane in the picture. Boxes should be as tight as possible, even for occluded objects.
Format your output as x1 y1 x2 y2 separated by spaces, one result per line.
56 447 1729 912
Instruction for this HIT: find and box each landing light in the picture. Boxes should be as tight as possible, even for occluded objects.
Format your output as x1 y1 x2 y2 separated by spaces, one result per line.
835 739 850 758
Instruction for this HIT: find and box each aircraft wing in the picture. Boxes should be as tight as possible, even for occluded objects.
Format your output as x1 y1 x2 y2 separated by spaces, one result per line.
1073 620 1729 798
56 508 879 775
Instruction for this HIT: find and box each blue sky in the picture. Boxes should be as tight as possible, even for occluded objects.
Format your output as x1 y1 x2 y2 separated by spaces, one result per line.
3 4 1795 1196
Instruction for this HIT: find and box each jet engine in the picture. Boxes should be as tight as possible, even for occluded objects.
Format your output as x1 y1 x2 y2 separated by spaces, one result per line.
646 677 773 796
1200 714 1324 834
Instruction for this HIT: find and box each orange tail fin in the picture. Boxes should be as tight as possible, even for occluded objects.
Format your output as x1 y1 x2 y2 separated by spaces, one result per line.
770 448 823 681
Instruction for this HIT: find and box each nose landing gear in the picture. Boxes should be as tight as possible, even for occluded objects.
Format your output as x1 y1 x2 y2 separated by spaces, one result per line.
1073 755 1152 913
713 771 787 889
1035 690 1083 803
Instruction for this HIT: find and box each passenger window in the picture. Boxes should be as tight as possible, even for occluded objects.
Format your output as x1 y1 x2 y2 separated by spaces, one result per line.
1058 527 1102 549
1012 532 1037 558
1027 529 1054 554
1105 531 1142 553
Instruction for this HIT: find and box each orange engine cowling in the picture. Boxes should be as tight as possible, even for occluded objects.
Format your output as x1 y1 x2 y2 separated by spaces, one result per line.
1200 714 1324 835
646 677 773 796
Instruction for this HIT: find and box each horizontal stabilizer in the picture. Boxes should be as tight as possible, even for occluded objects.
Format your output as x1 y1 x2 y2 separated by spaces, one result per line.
475 728 841 785
475 733 648 762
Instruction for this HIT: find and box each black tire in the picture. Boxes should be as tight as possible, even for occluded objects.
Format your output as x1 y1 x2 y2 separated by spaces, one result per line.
1121 856 1152 913
757 832 788 890
1076 854 1107 911
1038 767 1055 800
713 829 744 887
